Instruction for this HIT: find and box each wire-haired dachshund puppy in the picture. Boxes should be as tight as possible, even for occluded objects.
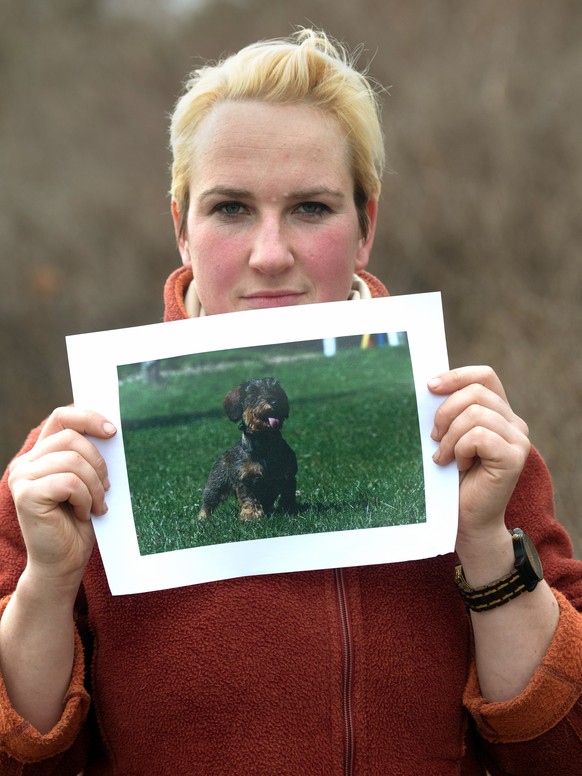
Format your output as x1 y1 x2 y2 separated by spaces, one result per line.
198 377 298 521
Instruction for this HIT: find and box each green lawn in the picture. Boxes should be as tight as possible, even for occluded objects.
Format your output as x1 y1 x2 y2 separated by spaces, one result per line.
118 336 426 555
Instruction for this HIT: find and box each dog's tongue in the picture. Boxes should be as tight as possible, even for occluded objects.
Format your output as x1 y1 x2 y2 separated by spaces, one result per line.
268 417 281 429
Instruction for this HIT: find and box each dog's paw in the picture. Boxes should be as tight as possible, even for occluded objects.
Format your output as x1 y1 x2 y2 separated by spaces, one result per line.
239 504 264 521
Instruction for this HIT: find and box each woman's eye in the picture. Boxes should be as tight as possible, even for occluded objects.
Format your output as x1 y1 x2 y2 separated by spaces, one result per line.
297 202 330 216
216 202 245 216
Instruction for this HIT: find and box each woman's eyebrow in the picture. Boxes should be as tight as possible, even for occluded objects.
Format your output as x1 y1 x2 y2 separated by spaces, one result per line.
198 186 252 202
288 188 345 201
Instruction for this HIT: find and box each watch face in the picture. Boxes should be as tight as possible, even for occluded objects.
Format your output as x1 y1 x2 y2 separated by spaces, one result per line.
523 533 544 579
513 529 544 590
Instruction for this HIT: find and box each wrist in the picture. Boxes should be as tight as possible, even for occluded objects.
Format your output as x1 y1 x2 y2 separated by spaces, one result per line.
17 564 83 611
455 527 545 612
455 525 514 588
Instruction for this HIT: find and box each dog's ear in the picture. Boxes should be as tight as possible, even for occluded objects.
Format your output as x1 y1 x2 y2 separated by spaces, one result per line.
223 385 244 422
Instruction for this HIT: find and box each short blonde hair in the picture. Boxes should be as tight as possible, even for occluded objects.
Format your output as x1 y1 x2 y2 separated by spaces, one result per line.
170 28 385 238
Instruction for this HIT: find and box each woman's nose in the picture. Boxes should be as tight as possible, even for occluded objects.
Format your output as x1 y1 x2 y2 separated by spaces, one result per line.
248 217 294 274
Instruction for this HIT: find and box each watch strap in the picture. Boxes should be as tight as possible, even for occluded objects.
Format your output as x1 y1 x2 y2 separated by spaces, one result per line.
454 564 528 612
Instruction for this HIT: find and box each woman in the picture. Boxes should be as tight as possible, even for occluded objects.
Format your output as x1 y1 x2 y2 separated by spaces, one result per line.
1 29 581 775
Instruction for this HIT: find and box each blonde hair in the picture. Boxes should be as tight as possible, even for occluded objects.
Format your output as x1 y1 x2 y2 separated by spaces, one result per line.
170 28 385 238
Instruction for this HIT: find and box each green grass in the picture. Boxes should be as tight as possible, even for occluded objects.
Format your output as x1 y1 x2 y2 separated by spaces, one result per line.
118 337 426 555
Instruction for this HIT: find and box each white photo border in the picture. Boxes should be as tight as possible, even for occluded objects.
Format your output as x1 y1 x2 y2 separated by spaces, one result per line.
66 293 458 595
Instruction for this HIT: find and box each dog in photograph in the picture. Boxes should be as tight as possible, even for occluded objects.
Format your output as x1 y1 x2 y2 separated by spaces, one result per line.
198 377 298 521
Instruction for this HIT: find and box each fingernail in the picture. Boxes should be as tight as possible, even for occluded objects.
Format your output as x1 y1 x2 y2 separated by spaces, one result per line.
432 448 441 463
428 377 442 389
103 422 116 435
103 477 111 491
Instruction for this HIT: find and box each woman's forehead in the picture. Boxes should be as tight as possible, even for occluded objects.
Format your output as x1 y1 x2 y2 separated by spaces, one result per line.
188 101 352 190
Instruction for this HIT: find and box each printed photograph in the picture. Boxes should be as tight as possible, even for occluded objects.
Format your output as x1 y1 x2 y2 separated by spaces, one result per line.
117 332 425 556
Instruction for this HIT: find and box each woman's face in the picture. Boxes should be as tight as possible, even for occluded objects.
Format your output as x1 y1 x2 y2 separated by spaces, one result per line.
172 101 377 315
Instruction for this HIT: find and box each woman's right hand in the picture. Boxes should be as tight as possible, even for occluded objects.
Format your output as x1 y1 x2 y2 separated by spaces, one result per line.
7 407 116 593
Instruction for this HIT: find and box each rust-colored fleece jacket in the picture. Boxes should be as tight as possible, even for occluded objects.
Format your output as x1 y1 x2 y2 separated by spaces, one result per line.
1 267 581 775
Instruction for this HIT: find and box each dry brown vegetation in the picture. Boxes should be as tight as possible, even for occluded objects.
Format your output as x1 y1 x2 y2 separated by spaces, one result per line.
1 0 580 557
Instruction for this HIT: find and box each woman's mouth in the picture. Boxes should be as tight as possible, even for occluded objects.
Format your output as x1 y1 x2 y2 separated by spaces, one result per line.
242 291 305 309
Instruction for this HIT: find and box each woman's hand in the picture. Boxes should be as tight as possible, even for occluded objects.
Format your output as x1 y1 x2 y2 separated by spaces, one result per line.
428 366 531 550
428 367 561 703
7 407 116 594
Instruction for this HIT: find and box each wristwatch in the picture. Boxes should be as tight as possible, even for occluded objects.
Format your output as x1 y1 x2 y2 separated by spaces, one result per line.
455 528 544 612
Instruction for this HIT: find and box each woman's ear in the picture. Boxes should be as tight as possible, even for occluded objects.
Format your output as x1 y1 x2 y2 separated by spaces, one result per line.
171 198 192 267
355 196 378 271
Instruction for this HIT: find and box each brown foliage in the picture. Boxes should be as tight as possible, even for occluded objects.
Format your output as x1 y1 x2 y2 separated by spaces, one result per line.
1 0 580 556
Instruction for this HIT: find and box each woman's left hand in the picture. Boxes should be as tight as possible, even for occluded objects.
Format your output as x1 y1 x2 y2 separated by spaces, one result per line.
428 366 531 547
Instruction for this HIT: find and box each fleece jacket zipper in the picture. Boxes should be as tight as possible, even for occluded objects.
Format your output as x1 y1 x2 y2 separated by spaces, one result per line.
334 567 355 776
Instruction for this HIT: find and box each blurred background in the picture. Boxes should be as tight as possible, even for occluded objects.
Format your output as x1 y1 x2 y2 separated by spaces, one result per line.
1 0 580 557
